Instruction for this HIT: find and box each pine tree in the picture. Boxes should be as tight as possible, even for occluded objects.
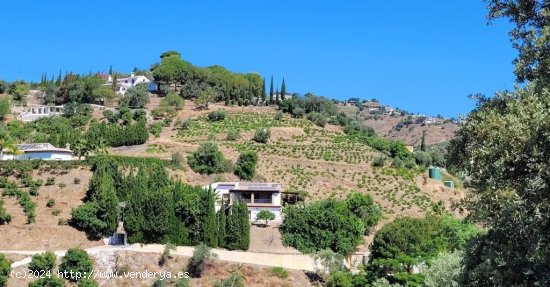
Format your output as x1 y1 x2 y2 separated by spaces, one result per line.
203 187 218 247
261 78 267 104
421 130 427 152
217 207 226 248
269 76 274 104
275 88 280 103
281 78 286 100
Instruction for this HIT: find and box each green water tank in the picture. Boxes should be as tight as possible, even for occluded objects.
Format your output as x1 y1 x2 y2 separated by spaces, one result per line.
428 166 442 180
444 180 455 189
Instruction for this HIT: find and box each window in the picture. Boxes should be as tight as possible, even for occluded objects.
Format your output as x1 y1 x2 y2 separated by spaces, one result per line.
238 192 252 203
254 193 272 204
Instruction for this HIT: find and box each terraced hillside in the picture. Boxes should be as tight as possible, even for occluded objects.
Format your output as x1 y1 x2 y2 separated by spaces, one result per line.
114 100 464 218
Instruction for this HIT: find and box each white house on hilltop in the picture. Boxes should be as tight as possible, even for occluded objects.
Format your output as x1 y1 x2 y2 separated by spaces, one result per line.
206 182 283 222
105 73 152 95
1 143 74 161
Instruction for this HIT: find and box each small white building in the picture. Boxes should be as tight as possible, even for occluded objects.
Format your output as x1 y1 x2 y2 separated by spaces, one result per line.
106 73 151 95
1 143 74 161
16 105 64 122
206 182 283 222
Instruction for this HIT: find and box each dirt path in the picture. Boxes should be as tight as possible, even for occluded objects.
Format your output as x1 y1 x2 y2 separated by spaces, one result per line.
2 244 318 271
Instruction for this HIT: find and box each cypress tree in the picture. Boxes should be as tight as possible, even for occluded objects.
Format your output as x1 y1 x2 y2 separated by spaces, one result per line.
112 74 117 92
56 70 62 86
50 74 54 84
269 76 274 104
275 88 280 103
236 200 250 250
109 65 113 75
217 207 226 248
203 187 218 247
281 78 286 100
261 78 267 104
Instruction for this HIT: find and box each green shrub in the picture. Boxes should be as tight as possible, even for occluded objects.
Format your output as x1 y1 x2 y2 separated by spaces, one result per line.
226 129 241 141
77 278 99 287
45 177 55 186
270 267 288 279
186 243 212 278
52 209 61 216
29 185 39 196
161 92 185 110
28 277 65 287
187 142 231 174
59 248 93 282
291 107 305 118
345 193 383 234
306 112 327 127
372 155 387 167
252 128 270 143
414 151 432 167
212 273 245 287
207 110 226 122
170 152 185 169
74 177 81 184
177 119 192 130
46 199 56 208
281 199 365 256
234 151 258 180
274 111 283 120
29 251 57 273
149 122 164 138
0 200 11 225
0 254 10 287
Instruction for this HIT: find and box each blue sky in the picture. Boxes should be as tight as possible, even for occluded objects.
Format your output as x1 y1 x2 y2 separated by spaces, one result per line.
0 1 515 117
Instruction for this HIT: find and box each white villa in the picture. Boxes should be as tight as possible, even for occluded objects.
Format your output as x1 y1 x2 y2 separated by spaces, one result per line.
1 143 74 161
206 182 283 222
106 73 152 95
16 105 64 122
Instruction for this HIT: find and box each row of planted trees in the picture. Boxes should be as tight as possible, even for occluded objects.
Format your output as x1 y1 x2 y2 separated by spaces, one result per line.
70 156 250 250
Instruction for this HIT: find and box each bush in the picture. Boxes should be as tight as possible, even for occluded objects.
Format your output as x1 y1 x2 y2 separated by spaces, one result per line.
170 152 185 169
152 279 166 287
186 243 212 278
281 199 365 256
52 209 61 216
207 110 226 122
161 92 185 110
415 151 432 167
59 248 93 282
270 267 288 279
176 119 192 130
187 142 231 175
29 185 39 196
45 177 55 186
29 251 57 273
252 128 270 143
326 271 353 287
149 122 164 138
78 278 99 287
306 112 327 127
274 111 283 120
345 193 383 234
159 243 176 266
119 82 149 108
423 251 463 287
291 107 305 118
212 273 246 287
234 151 258 180
0 201 11 224
0 254 10 287
372 155 386 167
46 199 56 208
226 129 241 141
28 277 65 287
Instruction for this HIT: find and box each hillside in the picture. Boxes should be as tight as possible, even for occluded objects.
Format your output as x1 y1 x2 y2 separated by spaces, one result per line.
340 105 460 147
